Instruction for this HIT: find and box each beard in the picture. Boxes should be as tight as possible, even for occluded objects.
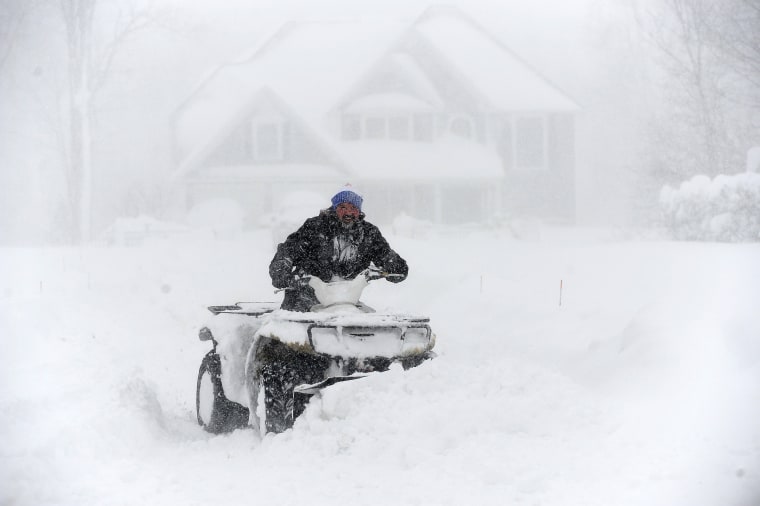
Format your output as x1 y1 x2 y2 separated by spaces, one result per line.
338 212 358 227
340 217 356 229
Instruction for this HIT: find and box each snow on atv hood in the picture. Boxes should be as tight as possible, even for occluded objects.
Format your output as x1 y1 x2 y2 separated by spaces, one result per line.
308 275 367 306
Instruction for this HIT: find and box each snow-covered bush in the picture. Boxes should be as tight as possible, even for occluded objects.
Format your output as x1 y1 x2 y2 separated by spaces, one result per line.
660 173 760 242
98 215 190 246
265 191 325 245
187 198 244 239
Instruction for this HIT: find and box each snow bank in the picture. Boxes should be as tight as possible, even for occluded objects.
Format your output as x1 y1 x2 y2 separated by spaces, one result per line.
98 215 190 247
186 198 245 238
660 173 760 242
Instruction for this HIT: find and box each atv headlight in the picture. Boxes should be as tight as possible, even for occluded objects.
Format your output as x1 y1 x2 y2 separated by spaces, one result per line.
401 326 431 354
309 325 406 358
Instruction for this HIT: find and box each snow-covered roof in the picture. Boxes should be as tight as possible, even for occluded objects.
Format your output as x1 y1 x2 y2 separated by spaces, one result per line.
174 20 405 171
173 6 579 179
185 163 347 183
414 12 580 112
344 93 437 114
186 139 502 183
338 137 503 181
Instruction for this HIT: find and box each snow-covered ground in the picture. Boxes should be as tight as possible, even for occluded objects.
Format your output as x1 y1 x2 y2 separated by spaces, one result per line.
1 227 759 506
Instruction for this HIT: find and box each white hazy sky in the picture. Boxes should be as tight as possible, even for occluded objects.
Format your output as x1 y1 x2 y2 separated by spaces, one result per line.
168 0 603 86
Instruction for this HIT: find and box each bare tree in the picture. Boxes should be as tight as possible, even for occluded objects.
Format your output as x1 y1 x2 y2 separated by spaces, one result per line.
631 0 759 187
709 0 760 90
58 0 157 243
636 0 739 178
60 0 95 244
0 0 33 71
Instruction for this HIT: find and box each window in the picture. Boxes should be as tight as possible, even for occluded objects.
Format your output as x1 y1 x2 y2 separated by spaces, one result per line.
365 117 386 139
413 114 433 142
341 115 361 140
340 113 434 142
514 117 545 169
251 120 286 161
449 115 474 139
388 116 410 140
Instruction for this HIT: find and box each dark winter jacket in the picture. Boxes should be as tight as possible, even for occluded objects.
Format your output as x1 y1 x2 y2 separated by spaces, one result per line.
269 208 408 312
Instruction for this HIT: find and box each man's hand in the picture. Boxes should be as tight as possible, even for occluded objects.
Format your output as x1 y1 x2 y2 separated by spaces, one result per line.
290 270 311 289
365 267 406 282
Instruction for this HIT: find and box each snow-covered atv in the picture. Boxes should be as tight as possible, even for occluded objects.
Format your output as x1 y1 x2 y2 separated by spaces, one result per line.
195 269 436 435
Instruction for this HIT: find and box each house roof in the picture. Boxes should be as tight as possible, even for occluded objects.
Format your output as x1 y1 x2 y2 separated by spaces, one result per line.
173 6 579 179
414 10 580 112
183 139 503 184
338 137 503 181
174 20 405 174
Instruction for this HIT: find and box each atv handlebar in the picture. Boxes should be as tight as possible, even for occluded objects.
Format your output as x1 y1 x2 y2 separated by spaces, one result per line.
274 267 401 293
364 267 404 282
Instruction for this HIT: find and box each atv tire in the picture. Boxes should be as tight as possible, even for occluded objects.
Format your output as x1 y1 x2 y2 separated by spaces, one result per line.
401 350 437 370
260 341 327 434
196 351 249 434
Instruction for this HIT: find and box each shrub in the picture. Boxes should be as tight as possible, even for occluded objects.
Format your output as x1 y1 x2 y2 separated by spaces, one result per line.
660 173 760 242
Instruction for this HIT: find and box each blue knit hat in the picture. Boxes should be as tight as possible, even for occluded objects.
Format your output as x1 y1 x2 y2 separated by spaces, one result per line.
331 186 363 211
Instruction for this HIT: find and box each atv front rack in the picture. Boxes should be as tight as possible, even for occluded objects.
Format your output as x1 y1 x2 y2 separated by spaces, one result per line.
207 302 279 316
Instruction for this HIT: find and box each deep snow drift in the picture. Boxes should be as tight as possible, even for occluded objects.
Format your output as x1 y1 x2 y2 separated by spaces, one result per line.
1 227 759 506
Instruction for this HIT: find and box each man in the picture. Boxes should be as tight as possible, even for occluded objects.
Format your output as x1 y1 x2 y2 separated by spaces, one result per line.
269 186 408 312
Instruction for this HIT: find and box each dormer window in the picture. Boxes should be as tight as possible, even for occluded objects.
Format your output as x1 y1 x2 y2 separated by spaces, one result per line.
341 93 436 142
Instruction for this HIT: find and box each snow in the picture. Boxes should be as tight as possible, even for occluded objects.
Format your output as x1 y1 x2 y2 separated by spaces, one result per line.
340 137 504 180
344 93 438 113
415 12 580 112
186 198 246 237
97 215 190 247
174 20 405 167
2 228 760 505
748 147 760 173
173 7 580 178
660 172 760 241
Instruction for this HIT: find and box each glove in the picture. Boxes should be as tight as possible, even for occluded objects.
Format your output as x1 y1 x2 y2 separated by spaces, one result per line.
290 269 311 289
270 255 294 289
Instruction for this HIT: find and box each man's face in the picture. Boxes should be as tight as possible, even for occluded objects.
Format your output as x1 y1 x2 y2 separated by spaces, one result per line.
336 202 360 225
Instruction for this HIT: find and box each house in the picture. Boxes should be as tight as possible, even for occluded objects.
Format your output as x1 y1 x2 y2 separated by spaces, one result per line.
171 5 579 227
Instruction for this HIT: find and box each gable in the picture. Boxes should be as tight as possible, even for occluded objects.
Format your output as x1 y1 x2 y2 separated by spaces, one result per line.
179 88 349 178
330 7 579 133
336 50 444 112
201 97 335 169
172 20 406 175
